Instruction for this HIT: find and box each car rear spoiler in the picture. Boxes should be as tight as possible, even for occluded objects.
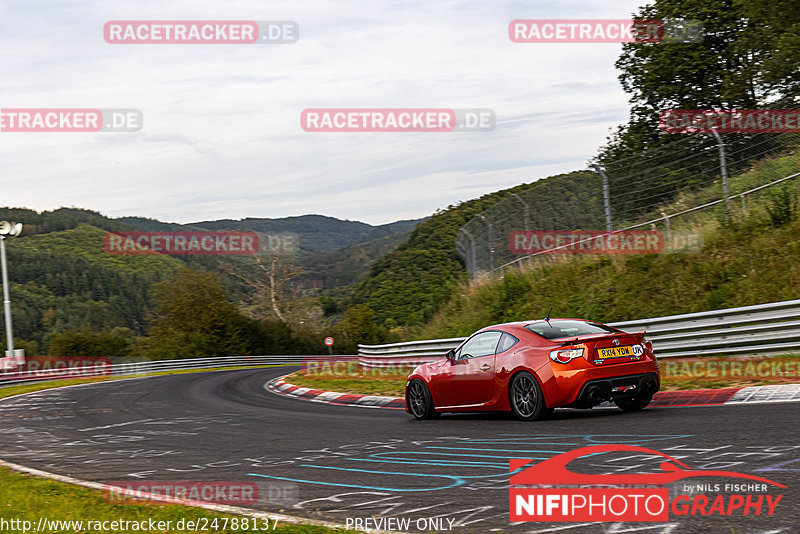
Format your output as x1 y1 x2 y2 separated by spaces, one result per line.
558 331 646 346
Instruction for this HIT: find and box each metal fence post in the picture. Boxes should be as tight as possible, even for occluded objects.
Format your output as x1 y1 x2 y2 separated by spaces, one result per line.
511 193 530 231
458 228 478 278
455 234 469 276
477 214 494 271
711 129 730 219
592 164 613 231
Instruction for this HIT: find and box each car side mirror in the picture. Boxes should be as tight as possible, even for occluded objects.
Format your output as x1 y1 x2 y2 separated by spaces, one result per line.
446 349 456 360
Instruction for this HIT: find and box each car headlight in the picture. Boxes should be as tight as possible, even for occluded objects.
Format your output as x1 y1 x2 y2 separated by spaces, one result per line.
549 348 584 364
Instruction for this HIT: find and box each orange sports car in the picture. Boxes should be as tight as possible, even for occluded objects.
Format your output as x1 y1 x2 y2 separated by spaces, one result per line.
406 318 660 420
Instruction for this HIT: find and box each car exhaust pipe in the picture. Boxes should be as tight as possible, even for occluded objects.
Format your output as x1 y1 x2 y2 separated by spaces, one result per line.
641 377 658 394
585 384 607 406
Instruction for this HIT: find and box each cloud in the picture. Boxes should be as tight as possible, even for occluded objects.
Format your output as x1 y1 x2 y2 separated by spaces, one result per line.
0 0 644 225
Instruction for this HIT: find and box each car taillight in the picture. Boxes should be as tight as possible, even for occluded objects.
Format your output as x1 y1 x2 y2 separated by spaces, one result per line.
549 348 584 364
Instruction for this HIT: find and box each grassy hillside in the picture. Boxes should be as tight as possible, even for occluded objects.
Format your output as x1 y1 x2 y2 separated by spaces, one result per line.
347 171 607 327
16 223 185 276
7 224 183 350
174 214 420 253
419 177 800 339
0 207 418 354
300 232 412 290
346 139 800 336
347 188 526 327
0 207 129 235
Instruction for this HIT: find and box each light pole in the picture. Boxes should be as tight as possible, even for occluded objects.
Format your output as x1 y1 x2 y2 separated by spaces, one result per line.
0 221 23 371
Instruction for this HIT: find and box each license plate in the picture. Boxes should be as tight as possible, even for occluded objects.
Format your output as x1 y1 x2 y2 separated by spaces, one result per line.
598 346 633 359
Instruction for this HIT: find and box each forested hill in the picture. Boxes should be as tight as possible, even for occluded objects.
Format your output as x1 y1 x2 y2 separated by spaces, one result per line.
0 207 421 355
117 214 420 254
347 171 601 328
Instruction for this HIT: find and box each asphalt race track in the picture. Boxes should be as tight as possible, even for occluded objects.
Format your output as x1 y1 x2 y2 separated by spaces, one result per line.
1 367 798 533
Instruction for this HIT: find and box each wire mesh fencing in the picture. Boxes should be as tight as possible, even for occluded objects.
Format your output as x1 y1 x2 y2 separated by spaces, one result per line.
456 132 800 277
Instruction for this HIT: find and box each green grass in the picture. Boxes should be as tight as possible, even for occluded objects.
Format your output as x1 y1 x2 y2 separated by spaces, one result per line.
285 355 800 397
0 466 350 533
0 366 352 534
660 355 800 390
289 368 410 396
620 145 800 228
404 145 800 340
417 197 800 339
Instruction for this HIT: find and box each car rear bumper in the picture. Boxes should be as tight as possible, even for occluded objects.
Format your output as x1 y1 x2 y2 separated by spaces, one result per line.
568 372 660 408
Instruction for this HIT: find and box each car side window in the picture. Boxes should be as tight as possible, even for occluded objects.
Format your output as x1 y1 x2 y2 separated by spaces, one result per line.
456 331 503 360
496 332 519 354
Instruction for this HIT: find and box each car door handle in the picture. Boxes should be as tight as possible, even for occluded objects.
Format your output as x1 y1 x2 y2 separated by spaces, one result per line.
480 364 491 372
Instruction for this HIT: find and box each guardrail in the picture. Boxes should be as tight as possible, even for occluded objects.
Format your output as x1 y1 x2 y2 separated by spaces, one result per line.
0 355 352 387
358 299 800 366
6 297 800 385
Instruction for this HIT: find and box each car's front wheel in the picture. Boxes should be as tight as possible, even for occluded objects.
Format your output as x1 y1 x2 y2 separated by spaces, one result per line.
509 371 547 421
407 379 436 420
614 393 653 412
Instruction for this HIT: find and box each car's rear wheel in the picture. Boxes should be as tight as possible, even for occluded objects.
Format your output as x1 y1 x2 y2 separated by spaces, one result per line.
407 379 436 420
510 371 546 421
614 392 653 412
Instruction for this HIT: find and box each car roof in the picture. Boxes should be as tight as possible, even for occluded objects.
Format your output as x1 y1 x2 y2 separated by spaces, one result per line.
480 318 591 331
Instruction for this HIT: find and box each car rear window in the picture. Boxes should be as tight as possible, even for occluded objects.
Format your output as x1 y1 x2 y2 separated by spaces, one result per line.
497 332 519 353
525 320 619 340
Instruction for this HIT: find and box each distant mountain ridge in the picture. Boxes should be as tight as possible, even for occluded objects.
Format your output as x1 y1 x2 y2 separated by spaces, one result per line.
116 214 422 254
0 206 423 353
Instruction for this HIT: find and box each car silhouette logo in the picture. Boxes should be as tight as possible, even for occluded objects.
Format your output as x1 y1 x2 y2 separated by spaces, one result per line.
509 444 786 487
612 339 620 346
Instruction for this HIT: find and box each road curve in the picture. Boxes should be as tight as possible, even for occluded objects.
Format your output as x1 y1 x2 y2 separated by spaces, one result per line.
0 367 798 533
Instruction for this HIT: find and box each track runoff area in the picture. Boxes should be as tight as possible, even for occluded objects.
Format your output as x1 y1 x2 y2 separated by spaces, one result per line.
0 366 798 533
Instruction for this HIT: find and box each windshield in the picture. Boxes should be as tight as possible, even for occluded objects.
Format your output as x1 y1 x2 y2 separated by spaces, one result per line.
525 320 619 340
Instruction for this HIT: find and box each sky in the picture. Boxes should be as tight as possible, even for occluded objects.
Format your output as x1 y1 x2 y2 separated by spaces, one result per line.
0 0 647 226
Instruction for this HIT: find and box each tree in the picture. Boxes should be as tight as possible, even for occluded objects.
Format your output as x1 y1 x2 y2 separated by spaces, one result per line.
221 253 304 323
601 0 800 162
147 270 251 358
341 304 386 346
734 0 800 103
49 329 132 357
142 269 313 358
